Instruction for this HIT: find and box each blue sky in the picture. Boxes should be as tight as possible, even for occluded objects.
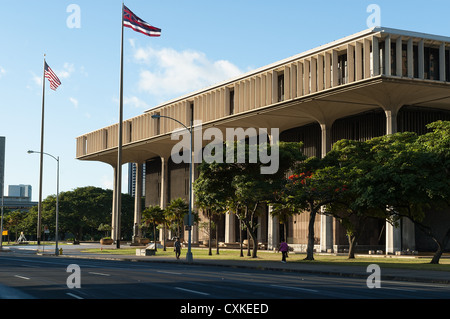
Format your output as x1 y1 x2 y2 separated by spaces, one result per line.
1 0 450 201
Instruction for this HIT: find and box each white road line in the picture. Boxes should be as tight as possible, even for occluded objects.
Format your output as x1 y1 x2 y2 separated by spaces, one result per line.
382 287 417 292
157 270 182 275
88 272 110 276
270 284 318 293
14 275 30 280
66 292 84 299
175 287 210 296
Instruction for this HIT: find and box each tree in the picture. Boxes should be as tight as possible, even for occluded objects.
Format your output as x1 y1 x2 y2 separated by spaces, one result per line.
194 140 304 258
280 157 348 260
351 130 449 264
142 205 165 250
195 160 233 255
20 187 134 242
415 121 450 263
165 198 189 240
324 139 386 259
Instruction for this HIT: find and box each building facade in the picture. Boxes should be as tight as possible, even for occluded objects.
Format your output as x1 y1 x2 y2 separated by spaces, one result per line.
76 27 450 253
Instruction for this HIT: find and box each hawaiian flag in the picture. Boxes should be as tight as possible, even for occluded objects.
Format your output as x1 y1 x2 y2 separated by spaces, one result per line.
44 61 61 91
123 5 161 37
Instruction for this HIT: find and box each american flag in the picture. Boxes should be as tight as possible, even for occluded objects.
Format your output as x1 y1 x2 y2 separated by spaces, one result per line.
44 62 61 91
123 5 161 37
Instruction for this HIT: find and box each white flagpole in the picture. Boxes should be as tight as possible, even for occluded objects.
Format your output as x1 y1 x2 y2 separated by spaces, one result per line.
115 3 125 249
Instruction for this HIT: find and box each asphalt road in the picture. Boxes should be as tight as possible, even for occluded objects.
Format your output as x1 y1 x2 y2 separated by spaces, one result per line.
0 253 449 301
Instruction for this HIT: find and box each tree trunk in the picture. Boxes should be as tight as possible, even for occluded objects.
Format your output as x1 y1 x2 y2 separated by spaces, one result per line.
247 229 251 256
239 219 244 257
430 228 450 264
208 212 212 256
163 224 167 251
154 224 157 251
347 235 356 259
305 203 317 261
215 216 220 255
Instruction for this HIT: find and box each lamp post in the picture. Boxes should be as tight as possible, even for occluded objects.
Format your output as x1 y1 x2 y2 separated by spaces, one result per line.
28 150 59 256
151 114 193 263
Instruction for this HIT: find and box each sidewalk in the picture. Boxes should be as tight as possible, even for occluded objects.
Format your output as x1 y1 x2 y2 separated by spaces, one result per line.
4 243 450 285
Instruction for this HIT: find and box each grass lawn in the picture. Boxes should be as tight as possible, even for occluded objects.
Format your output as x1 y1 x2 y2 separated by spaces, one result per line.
81 246 450 271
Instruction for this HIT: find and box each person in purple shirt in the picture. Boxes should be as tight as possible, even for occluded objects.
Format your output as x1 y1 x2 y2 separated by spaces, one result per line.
279 240 289 263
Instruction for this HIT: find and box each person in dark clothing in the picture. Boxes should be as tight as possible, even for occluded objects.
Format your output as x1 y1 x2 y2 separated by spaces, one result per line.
174 237 181 259
279 240 289 263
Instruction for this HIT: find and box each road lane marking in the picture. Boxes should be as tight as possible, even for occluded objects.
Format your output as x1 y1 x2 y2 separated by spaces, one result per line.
66 292 83 299
14 275 30 280
157 270 182 275
270 284 318 293
175 287 210 296
88 272 110 276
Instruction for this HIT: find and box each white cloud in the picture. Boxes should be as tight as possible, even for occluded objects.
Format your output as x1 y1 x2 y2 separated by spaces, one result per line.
31 71 42 86
0 66 5 78
69 97 79 108
133 46 243 99
124 96 149 109
56 63 75 79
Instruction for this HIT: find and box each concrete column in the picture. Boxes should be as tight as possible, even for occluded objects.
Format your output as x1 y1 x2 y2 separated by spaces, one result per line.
317 54 324 91
267 206 279 250
347 44 355 82
111 165 118 242
396 36 403 76
402 218 416 251
418 40 424 79
332 50 339 87
303 60 310 94
407 38 414 78
384 108 414 254
364 39 371 79
385 35 391 76
225 211 236 243
320 123 333 252
440 43 446 81
132 163 143 244
355 41 363 81
267 130 280 250
385 109 397 135
372 36 380 76
159 157 169 242
325 52 331 89
297 61 304 95
385 108 400 254
310 57 317 93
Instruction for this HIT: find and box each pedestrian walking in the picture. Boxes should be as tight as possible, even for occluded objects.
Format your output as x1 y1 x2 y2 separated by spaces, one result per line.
279 240 289 263
174 237 181 259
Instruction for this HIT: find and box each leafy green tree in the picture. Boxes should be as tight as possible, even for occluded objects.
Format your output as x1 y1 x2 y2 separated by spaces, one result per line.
19 187 134 242
280 157 349 260
324 139 386 259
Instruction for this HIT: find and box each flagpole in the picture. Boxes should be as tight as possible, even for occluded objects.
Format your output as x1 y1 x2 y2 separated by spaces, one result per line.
115 3 125 249
37 54 46 246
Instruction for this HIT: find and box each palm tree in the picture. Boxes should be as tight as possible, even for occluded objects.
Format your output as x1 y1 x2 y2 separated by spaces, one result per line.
142 205 165 251
165 198 189 240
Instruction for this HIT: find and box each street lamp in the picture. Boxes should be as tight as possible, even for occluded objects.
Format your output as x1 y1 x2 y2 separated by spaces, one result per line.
151 114 194 263
28 150 60 256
